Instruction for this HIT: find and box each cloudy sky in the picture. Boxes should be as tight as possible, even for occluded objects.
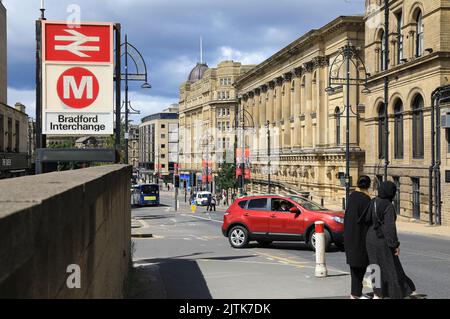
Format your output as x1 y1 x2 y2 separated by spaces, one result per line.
3 0 364 122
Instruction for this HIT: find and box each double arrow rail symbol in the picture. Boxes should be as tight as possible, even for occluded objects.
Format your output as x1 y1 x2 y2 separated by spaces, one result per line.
54 29 100 58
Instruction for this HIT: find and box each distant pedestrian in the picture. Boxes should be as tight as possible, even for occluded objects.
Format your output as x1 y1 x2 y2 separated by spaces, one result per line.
210 196 217 212
344 175 372 299
360 181 416 299
206 194 212 212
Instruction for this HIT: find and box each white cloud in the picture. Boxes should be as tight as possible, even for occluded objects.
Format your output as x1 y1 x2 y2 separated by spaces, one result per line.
215 46 270 65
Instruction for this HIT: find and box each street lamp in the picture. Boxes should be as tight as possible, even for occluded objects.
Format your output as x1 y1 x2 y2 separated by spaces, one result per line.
119 35 151 164
235 97 256 196
326 43 370 206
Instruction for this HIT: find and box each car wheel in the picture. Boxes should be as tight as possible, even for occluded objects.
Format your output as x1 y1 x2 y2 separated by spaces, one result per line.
228 226 249 249
257 240 273 247
308 228 331 252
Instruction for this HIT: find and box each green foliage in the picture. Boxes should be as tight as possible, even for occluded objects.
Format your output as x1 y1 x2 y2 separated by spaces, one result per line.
216 162 237 192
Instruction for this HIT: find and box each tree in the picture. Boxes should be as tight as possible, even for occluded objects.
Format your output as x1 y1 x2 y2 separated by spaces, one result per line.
215 163 237 204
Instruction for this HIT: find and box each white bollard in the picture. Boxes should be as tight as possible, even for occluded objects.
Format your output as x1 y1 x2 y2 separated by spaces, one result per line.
315 221 328 278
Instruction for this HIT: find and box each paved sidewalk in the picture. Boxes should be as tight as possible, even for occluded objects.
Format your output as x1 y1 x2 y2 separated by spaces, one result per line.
396 219 450 239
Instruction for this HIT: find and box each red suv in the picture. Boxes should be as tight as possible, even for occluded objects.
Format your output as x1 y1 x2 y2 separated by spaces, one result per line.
222 195 344 251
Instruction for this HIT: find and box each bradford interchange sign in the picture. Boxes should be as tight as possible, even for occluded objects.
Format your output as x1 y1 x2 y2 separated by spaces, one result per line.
42 21 114 135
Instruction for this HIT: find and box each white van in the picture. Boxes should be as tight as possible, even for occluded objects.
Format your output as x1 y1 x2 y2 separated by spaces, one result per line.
193 191 212 206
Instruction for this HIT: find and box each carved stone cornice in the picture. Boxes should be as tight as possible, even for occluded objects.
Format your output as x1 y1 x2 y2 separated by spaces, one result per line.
312 56 329 69
283 72 293 82
276 76 284 86
242 94 249 101
302 62 314 73
248 91 255 98
293 67 303 78
268 81 276 90
261 84 268 93
254 88 261 96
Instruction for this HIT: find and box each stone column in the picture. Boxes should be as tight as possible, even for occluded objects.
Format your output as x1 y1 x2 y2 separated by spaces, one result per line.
260 85 267 127
266 81 275 124
304 63 314 148
253 89 260 130
283 72 292 148
275 77 283 152
293 67 302 148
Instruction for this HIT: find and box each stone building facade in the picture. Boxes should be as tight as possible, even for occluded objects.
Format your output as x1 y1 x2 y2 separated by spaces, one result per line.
178 61 254 189
364 0 450 225
139 105 179 183
0 102 29 178
234 16 367 206
0 1 6 105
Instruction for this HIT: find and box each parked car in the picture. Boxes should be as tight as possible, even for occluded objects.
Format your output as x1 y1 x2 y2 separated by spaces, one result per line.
193 191 212 206
221 195 344 251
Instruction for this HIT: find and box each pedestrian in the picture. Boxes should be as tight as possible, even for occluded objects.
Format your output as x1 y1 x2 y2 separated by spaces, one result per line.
359 181 416 299
343 175 372 299
210 195 217 212
206 194 212 212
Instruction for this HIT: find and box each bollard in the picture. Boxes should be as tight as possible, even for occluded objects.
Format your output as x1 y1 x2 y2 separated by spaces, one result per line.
314 221 328 278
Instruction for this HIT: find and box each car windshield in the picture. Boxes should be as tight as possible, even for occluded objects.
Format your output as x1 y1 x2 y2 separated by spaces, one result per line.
200 194 210 198
141 185 159 195
289 196 328 211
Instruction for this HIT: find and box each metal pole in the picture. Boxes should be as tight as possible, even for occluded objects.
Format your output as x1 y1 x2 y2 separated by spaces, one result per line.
241 107 245 195
267 121 271 194
35 19 43 175
384 0 390 181
115 24 122 164
345 45 351 203
175 123 179 211
429 96 435 225
207 128 209 192
435 95 442 225
124 35 129 164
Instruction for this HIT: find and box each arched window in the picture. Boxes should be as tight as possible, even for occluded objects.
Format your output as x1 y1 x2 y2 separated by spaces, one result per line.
412 95 424 158
394 100 404 159
378 104 386 159
380 30 386 71
416 11 424 57
335 107 341 146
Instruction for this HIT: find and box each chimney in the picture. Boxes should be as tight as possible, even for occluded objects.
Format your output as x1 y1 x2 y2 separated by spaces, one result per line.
15 102 26 113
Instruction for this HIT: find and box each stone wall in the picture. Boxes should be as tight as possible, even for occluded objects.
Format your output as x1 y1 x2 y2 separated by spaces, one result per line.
0 165 131 298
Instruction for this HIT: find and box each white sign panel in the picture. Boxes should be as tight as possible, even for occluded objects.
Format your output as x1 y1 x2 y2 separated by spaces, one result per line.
42 21 114 136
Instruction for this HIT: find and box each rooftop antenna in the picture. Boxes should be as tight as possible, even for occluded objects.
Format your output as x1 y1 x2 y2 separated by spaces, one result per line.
200 36 203 64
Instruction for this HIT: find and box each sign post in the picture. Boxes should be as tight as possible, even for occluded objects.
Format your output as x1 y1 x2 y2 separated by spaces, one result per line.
36 20 120 173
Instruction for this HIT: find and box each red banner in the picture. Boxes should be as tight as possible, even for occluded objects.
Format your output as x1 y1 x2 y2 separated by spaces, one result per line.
202 160 213 183
236 148 251 180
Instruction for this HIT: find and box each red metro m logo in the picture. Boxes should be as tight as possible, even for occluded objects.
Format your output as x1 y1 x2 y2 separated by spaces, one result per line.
57 67 100 109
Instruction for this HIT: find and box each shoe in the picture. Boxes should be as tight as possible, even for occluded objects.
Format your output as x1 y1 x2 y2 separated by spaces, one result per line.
359 295 371 299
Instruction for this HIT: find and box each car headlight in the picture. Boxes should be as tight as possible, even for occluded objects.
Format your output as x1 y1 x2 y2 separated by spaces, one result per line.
332 216 344 224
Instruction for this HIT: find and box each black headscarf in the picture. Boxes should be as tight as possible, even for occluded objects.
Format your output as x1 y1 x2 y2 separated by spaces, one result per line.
378 181 397 201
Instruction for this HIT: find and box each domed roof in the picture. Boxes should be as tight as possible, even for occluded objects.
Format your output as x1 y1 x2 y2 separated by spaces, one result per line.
188 62 209 83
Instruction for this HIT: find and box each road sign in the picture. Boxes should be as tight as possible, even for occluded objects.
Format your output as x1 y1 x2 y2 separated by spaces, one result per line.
42 21 114 135
44 23 112 63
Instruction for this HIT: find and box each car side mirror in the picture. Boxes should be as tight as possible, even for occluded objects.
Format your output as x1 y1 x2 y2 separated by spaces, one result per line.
290 207 301 215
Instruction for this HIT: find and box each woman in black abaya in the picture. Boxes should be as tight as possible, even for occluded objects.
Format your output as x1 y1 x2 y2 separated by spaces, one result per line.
360 181 416 299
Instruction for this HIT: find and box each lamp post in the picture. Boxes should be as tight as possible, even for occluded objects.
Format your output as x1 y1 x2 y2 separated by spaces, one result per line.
235 96 255 196
326 43 370 205
383 0 390 181
120 35 151 164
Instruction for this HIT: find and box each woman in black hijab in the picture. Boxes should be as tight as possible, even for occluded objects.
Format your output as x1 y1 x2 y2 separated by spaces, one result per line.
361 181 416 299
344 175 372 299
